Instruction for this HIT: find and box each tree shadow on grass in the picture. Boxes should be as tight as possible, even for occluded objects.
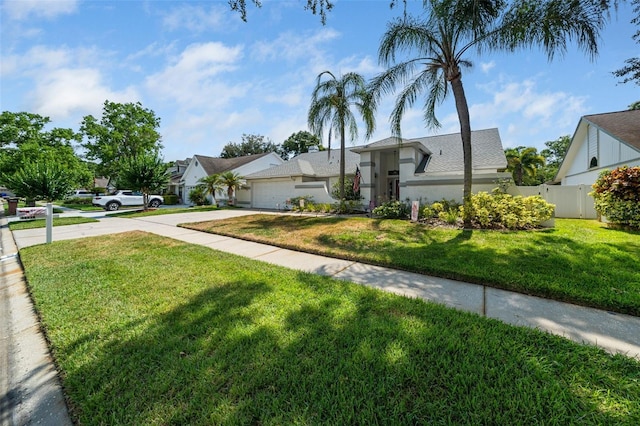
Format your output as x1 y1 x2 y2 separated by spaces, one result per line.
60 269 639 425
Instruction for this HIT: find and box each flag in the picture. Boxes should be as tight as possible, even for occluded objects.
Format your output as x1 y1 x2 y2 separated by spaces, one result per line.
353 166 361 193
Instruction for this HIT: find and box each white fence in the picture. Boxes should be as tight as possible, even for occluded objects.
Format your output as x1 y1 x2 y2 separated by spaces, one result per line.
508 184 598 219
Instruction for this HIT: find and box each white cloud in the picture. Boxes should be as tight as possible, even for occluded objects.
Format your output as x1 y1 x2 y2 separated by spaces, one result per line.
30 68 139 118
145 42 247 108
161 3 234 33
251 28 340 63
480 61 496 74
2 0 79 20
3 45 138 120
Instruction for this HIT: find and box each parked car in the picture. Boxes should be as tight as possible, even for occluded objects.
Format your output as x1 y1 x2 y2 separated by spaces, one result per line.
68 189 96 198
92 190 164 211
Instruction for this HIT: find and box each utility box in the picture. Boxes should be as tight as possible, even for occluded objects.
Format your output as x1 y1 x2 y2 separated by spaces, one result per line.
8 198 19 215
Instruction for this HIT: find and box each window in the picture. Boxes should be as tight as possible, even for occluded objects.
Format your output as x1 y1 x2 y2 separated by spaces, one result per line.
588 125 598 169
415 153 431 173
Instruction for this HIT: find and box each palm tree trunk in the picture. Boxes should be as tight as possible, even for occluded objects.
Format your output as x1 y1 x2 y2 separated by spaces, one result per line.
450 77 473 228
339 116 346 202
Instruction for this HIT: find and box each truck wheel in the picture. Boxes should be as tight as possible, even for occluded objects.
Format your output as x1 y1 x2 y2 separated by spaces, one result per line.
149 199 161 208
105 201 120 211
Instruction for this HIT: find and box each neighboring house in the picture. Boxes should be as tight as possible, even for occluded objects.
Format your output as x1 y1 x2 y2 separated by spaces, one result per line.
240 148 360 209
242 128 509 209
180 152 284 204
554 109 640 186
167 158 191 201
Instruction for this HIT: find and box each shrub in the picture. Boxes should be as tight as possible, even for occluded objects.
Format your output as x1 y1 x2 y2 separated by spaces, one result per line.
466 191 554 229
591 166 640 229
372 200 410 219
189 186 211 206
62 197 93 206
290 195 315 211
332 200 364 214
163 194 179 205
330 176 363 201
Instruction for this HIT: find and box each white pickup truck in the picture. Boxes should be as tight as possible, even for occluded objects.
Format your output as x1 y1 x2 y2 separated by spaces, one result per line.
92 190 164 211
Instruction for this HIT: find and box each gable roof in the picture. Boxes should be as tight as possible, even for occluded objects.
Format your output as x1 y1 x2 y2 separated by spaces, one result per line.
245 149 361 180
354 128 507 172
194 152 273 175
582 110 640 151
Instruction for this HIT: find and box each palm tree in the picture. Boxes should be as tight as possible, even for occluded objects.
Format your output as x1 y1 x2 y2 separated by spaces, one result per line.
308 71 376 201
370 0 607 227
219 171 245 205
198 174 224 206
505 146 545 186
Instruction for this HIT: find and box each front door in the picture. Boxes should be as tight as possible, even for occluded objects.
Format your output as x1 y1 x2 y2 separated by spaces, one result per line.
387 178 399 201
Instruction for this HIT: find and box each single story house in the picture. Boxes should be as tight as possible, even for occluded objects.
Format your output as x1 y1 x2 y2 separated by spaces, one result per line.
179 152 284 204
241 128 509 209
238 148 360 209
554 109 640 186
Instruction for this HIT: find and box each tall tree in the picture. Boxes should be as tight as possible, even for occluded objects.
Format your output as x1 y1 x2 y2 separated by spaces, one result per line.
220 134 279 158
198 174 224 206
308 71 376 200
117 152 170 210
613 0 640 85
219 171 246 204
0 111 92 192
279 131 324 159
1 157 76 202
81 101 163 186
370 0 608 227
505 146 545 186
540 135 571 181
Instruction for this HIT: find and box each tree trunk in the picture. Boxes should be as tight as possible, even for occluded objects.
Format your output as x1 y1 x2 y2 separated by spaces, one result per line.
450 77 473 229
339 117 346 202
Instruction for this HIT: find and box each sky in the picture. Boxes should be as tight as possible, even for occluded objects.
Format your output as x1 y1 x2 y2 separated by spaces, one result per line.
1 0 639 162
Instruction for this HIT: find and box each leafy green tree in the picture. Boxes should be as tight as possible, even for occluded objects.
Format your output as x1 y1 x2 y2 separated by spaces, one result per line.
117 152 170 209
540 135 571 181
228 0 333 23
308 71 375 200
629 101 640 110
220 134 280 158
1 157 76 202
613 0 639 85
198 174 224 206
80 101 163 186
370 0 608 227
505 146 545 186
0 111 50 148
279 131 324 159
0 111 92 192
219 171 245 204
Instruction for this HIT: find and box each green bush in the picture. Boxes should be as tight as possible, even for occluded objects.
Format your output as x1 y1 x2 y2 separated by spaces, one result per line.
62 197 93 206
290 195 315 211
332 200 364 214
591 166 640 229
331 176 363 201
466 191 554 229
189 186 211 206
163 194 179 205
372 200 410 219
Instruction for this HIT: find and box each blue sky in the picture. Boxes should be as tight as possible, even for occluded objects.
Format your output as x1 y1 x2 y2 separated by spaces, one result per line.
1 0 638 162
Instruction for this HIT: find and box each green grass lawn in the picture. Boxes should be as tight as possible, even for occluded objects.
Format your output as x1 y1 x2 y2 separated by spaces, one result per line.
20 232 640 425
8 216 99 230
111 205 220 217
181 216 640 316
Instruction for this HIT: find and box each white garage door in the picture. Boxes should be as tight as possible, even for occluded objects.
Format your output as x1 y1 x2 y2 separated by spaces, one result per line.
252 182 292 209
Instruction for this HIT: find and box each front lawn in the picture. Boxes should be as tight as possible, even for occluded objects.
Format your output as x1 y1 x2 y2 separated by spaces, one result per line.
111 205 220 217
181 216 640 316
8 216 99 230
20 232 640 425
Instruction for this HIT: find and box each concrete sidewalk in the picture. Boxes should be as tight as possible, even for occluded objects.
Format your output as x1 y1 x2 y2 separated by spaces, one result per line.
2 208 640 423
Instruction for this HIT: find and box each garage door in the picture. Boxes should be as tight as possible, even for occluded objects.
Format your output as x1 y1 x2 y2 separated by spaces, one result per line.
252 181 292 209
